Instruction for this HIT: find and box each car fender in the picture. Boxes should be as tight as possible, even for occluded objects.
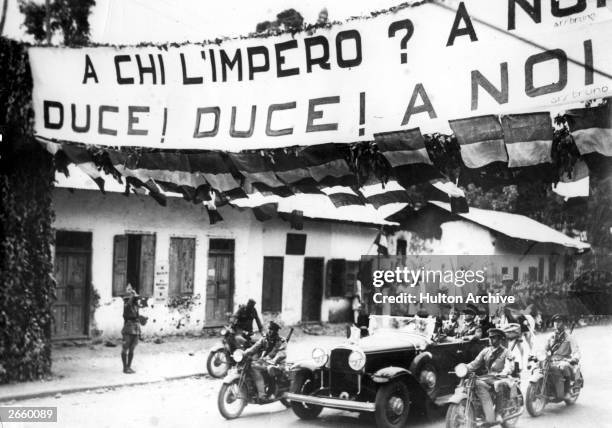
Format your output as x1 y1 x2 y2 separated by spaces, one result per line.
409 352 433 374
290 360 319 373
371 366 414 383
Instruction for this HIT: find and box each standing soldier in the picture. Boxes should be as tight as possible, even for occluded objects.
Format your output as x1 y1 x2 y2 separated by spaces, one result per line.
121 284 146 374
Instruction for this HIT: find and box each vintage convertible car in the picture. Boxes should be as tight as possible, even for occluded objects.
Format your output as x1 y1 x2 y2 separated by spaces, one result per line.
285 315 487 428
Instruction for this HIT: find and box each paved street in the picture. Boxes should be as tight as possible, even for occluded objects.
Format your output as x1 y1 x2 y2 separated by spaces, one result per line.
5 325 612 428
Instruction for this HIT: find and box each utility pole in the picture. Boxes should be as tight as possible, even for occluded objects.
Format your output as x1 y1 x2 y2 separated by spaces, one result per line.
45 0 51 44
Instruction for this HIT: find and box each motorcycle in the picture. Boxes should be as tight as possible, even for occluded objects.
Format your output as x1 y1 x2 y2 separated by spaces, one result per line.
525 350 584 416
446 363 524 428
206 325 254 378
217 349 292 419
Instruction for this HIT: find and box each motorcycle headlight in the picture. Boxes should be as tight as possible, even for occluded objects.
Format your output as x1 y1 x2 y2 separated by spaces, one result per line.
536 350 548 361
312 348 328 367
232 349 245 363
454 363 469 378
348 350 366 371
220 328 228 336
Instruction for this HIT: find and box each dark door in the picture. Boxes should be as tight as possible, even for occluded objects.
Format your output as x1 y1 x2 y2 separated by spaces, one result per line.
302 258 324 322
262 257 283 312
53 252 89 338
206 239 235 325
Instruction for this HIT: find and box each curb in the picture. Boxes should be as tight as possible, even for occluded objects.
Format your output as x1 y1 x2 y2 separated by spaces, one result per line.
0 372 209 403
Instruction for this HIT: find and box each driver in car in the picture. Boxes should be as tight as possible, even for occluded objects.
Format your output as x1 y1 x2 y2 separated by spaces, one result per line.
465 328 514 424
245 321 287 400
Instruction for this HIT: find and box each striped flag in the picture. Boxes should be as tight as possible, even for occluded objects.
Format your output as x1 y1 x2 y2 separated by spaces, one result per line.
374 128 433 167
565 101 612 156
501 112 553 168
449 115 508 168
360 180 411 208
430 178 468 213
49 141 106 192
320 186 364 207
228 152 292 197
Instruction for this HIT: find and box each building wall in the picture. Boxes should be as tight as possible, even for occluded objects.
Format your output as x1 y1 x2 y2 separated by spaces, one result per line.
52 188 380 338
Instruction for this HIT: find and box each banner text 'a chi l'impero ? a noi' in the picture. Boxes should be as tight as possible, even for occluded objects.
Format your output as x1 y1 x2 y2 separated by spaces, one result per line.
28 0 612 151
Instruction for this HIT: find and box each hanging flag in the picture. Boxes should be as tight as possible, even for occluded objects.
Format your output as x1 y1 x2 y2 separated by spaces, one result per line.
228 152 292 197
272 144 354 190
430 178 468 213
360 180 411 208
449 115 508 168
204 199 223 225
320 186 364 207
374 129 439 186
251 202 279 222
289 210 304 230
501 112 553 168
374 231 389 255
57 142 106 193
374 129 433 167
565 101 612 156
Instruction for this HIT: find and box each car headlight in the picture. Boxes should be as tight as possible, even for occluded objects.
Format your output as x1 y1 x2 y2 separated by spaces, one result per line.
348 350 366 371
312 348 328 367
454 363 469 378
232 349 245 363
220 328 228 336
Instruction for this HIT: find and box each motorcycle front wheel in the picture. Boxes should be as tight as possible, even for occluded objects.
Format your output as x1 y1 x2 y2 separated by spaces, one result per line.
218 380 247 420
446 400 476 428
207 349 230 378
525 380 547 417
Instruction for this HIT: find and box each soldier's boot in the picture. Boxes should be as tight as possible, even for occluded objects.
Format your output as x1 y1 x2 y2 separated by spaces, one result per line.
121 353 129 374
126 352 135 374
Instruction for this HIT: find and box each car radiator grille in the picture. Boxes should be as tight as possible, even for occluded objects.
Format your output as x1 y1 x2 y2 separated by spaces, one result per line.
329 349 359 396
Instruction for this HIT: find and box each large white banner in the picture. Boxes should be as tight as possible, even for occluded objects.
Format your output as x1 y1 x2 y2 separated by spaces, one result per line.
29 0 612 151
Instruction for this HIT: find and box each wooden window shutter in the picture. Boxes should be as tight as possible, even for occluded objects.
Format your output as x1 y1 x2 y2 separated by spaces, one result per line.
112 235 128 297
169 238 195 296
139 234 156 297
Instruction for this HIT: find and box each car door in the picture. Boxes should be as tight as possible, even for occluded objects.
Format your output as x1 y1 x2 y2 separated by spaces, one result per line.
429 340 469 395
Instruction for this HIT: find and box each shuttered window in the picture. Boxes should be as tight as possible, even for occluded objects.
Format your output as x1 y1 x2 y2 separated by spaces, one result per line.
112 234 155 297
169 237 196 296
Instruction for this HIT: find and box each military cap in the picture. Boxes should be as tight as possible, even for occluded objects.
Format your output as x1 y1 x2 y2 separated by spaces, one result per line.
267 320 281 331
463 307 477 316
488 328 506 339
551 314 567 322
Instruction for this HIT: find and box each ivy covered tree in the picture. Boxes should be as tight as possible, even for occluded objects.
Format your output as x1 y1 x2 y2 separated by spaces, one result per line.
18 0 95 45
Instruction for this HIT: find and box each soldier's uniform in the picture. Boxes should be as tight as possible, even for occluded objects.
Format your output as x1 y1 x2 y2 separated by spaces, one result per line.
246 322 287 399
121 295 141 373
545 315 581 398
466 329 514 423
233 301 263 335
458 319 483 341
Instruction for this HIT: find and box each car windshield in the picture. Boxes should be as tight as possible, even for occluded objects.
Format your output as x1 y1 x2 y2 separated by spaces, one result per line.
368 315 436 340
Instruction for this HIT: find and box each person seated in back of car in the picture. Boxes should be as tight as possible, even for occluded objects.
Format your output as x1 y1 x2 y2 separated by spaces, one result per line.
245 321 287 400
458 307 483 341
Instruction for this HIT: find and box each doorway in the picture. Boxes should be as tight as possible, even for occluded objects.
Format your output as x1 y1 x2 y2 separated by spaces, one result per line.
53 231 91 339
302 257 324 322
206 239 235 325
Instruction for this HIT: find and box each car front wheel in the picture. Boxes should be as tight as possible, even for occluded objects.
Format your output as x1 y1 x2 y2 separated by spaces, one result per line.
374 379 411 428
291 373 323 420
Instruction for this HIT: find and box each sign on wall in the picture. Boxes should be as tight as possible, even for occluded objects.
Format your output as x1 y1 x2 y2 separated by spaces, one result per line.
154 261 169 301
29 0 612 151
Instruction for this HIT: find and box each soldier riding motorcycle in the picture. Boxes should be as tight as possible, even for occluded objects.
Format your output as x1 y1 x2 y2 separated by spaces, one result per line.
207 298 263 378
217 321 293 419
525 314 583 417
446 328 524 428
